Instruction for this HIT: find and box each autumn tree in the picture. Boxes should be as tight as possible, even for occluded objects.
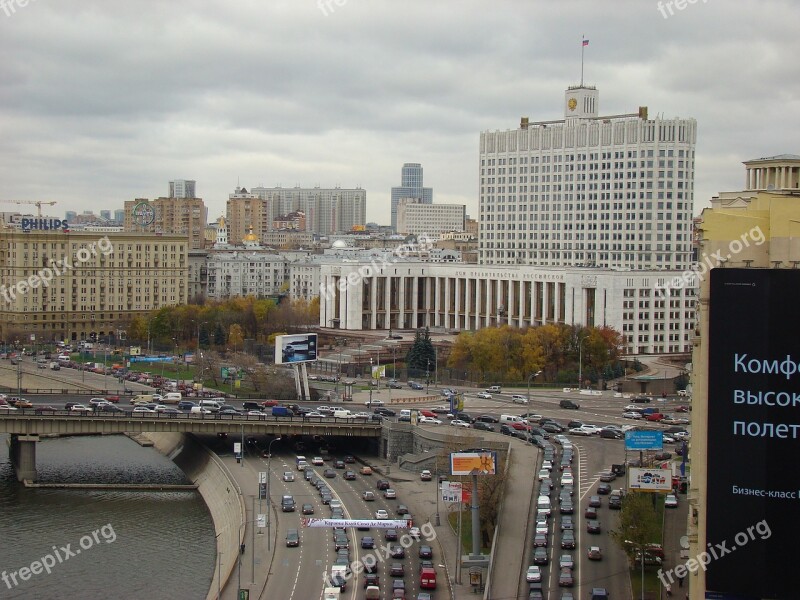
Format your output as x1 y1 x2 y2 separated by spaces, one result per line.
610 492 661 566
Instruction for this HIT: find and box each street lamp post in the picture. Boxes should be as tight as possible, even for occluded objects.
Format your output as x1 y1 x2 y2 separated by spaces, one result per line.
426 359 431 393
527 370 542 403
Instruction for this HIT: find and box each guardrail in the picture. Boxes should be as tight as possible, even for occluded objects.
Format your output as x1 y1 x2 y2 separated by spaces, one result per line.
0 408 384 425
388 395 440 405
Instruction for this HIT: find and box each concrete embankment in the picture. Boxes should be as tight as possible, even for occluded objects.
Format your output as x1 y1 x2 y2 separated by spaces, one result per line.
144 432 244 600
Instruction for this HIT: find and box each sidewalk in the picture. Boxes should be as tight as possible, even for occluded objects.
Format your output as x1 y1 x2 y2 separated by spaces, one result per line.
216 449 278 600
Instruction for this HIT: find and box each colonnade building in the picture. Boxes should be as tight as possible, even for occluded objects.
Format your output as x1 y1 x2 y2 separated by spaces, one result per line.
319 259 695 355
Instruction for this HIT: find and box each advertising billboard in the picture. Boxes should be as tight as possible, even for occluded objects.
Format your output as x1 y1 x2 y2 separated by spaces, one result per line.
450 452 497 476
275 333 318 365
440 481 472 503
627 467 672 491
706 269 800 599
624 430 663 451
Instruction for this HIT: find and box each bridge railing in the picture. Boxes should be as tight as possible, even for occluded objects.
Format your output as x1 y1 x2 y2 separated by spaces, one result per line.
0 408 383 425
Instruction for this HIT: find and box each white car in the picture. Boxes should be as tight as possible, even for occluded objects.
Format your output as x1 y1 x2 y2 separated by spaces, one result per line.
305 411 325 418
624 405 644 412
419 416 442 425
538 469 551 481
476 392 492 399
384 488 397 499
665 494 679 508
312 457 325 465
561 473 574 487
89 397 108 405
365 399 384 406
151 394 163 402
535 521 549 535
153 405 169 413
132 406 156 414
568 427 593 436
523 413 543 422
511 395 528 404
674 431 691 440
0 405 18 412
247 410 266 418
623 411 643 419
450 419 471 428
70 404 93 412
409 527 421 539
375 510 389 520
283 471 295 482
579 424 603 434
526 565 542 583
662 435 676 444
542 460 553 471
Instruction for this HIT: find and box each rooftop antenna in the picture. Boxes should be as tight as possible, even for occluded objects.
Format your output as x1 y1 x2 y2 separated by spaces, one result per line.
581 35 589 87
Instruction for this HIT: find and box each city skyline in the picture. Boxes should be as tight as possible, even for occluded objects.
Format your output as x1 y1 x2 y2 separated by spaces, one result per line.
0 2 797 226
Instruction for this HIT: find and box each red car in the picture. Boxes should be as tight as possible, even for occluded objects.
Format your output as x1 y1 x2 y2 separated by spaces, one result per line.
104 395 120 403
644 413 665 422
261 400 279 407
511 421 531 431
676 405 691 413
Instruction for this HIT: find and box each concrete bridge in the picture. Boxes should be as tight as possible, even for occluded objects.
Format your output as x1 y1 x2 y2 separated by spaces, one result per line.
1 411 381 481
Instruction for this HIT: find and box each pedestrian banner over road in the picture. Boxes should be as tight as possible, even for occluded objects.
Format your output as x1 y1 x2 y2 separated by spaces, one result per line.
302 518 412 529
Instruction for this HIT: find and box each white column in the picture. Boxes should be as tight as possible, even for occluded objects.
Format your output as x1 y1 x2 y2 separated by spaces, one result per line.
384 275 392 331
444 277 451 329
454 278 461 330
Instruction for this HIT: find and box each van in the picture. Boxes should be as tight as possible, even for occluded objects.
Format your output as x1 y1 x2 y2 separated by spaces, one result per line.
499 414 524 425
324 587 341 600
399 409 412 419
486 385 501 393
163 392 182 404
537 495 551 516
333 409 352 419
132 394 154 405
364 586 380 600
198 399 222 411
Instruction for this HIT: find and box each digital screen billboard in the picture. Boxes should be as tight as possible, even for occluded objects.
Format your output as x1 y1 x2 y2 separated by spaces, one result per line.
274 333 318 365
707 269 797 599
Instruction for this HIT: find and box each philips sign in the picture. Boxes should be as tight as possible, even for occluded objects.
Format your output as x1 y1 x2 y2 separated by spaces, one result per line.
20 218 69 232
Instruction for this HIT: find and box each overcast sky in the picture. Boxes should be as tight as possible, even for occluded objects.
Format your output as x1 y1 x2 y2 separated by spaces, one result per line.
1 0 798 225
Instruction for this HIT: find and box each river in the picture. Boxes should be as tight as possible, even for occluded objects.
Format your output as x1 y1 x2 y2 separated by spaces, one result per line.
0 433 215 599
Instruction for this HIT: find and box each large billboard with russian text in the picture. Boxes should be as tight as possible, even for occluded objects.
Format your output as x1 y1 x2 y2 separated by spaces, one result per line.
707 268 798 599
627 467 671 491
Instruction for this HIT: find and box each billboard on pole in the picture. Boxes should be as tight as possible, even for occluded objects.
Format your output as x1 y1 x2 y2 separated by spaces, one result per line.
627 467 672 491
624 430 664 450
450 452 497 476
275 333 318 365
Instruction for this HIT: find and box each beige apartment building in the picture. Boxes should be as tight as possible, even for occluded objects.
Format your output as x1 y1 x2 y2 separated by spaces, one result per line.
123 197 207 249
227 187 269 245
688 154 800 599
0 229 188 342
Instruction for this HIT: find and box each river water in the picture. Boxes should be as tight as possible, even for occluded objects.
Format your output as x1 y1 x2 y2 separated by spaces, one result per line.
0 434 215 599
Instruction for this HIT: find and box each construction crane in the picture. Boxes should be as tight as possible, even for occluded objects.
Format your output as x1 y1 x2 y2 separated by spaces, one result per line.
0 200 58 217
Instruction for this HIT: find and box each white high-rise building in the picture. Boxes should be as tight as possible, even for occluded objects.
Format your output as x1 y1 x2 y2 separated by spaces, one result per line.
169 179 196 199
479 85 697 270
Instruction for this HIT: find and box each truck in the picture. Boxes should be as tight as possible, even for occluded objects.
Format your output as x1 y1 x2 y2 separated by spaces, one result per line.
272 406 294 417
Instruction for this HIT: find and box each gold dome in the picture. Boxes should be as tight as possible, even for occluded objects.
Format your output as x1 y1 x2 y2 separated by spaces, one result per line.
243 226 258 242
